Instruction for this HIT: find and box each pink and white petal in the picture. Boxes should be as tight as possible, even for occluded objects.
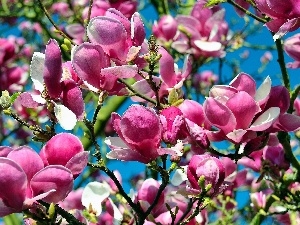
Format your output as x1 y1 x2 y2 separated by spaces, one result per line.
43 39 62 99
30 165 73 203
81 181 110 216
105 8 131 34
105 146 150 163
30 52 45 92
209 85 238 103
65 151 89 177
131 12 145 46
272 18 300 41
203 97 237 134
248 107 280 131
229 73 256 97
226 129 248 143
7 146 44 182
18 92 41 108
226 91 259 129
255 76 271 104
274 113 300 131
101 65 138 79
54 103 77 130
72 43 107 89
131 79 157 102
158 141 183 157
0 158 27 210
87 16 127 60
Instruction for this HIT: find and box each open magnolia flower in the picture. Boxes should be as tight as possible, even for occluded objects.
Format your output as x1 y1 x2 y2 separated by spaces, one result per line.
105 105 183 163
0 146 73 217
18 39 84 130
203 73 300 144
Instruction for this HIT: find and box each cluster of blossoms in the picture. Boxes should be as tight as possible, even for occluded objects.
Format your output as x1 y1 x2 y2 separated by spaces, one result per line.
0 133 88 216
153 0 230 59
1 0 300 224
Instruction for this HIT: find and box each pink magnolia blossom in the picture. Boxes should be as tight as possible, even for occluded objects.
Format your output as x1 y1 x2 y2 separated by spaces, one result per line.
254 0 300 40
203 73 300 144
39 133 89 178
87 8 145 62
105 105 182 163
170 1 229 58
18 39 84 130
153 15 178 42
160 106 188 145
0 146 73 217
0 66 27 93
187 154 226 196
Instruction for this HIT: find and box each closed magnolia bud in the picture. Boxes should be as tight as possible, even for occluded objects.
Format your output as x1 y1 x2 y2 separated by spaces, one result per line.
187 154 225 196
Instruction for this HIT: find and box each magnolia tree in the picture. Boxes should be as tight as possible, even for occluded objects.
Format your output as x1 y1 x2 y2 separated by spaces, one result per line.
1 0 300 224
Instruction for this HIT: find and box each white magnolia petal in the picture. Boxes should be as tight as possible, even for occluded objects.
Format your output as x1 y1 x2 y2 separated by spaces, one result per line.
82 182 111 216
108 198 123 225
31 94 46 104
249 107 280 131
171 166 188 186
194 40 222 52
255 76 271 102
30 52 45 92
54 103 77 130
104 137 129 149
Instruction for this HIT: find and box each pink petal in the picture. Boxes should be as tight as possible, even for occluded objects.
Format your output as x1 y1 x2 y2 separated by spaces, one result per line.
87 16 128 60
18 92 40 108
229 73 256 97
30 165 73 203
40 133 84 166
43 39 62 99
61 79 84 119
0 158 27 211
7 146 44 182
72 43 109 89
101 65 138 79
0 146 13 157
272 18 300 40
226 91 259 129
203 97 236 134
274 113 300 131
131 12 145 46
65 151 89 177
264 86 290 114
209 85 238 104
158 47 176 87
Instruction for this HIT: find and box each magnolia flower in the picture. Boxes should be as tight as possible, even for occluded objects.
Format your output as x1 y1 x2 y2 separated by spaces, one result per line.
18 39 84 130
0 146 73 217
187 154 226 197
39 133 89 178
105 105 182 163
254 0 300 40
203 73 300 144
